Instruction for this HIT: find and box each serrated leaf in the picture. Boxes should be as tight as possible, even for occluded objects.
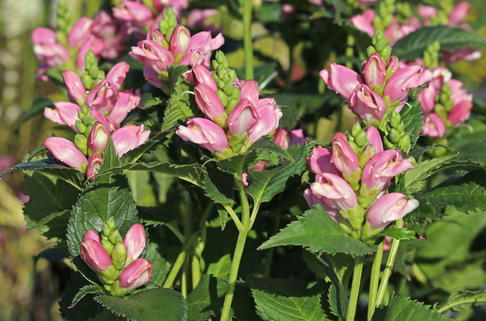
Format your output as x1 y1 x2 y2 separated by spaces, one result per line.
393 26 486 60
247 143 308 204
95 288 187 321
448 120 486 165
382 227 416 240
202 170 235 206
71 285 104 307
161 75 194 132
66 180 138 257
259 206 375 256
187 275 226 321
250 136 293 161
437 290 486 313
145 243 170 287
250 278 330 321
399 98 423 147
217 152 258 176
140 91 163 108
373 297 452 321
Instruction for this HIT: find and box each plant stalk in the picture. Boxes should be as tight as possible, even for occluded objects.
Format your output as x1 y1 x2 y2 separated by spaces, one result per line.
367 242 384 321
375 238 400 307
243 0 254 80
163 250 187 288
346 256 364 321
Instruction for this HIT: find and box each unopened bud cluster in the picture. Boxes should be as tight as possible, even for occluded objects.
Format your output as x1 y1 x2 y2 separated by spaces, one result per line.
80 218 152 296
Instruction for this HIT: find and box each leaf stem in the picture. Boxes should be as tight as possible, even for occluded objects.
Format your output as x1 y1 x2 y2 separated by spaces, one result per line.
437 296 486 313
375 238 400 307
223 204 243 231
367 242 384 321
163 250 186 288
243 0 254 80
346 256 364 321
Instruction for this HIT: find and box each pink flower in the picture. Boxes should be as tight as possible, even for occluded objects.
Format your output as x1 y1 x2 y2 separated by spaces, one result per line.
119 258 152 290
31 27 69 67
80 237 112 271
349 84 387 122
448 79 473 125
331 132 359 176
310 173 358 213
86 154 103 181
180 32 225 67
194 84 226 122
247 98 282 142
187 9 219 33
88 122 110 154
124 224 146 261
62 70 87 104
44 137 88 170
303 188 341 221
112 125 151 156
106 62 130 90
361 150 413 192
86 80 119 115
113 1 153 26
83 230 100 242
363 53 386 89
68 17 93 47
320 63 363 100
307 146 340 176
108 91 141 127
449 1 470 26
418 84 438 113
366 126 383 154
170 25 191 59
44 102 80 132
418 6 438 25
273 129 306 150
422 113 446 138
350 9 376 37
192 65 218 91
384 65 431 104
130 40 174 74
227 99 258 136
366 193 419 229
176 118 229 154
443 48 481 64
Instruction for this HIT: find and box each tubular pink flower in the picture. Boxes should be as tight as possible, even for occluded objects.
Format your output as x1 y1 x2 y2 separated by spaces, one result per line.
108 90 141 127
303 188 341 221
422 113 446 138
44 102 80 132
363 53 386 89
106 62 130 90
143 67 164 88
130 40 174 74
44 137 88 170
320 63 363 100
350 9 376 37
62 71 87 104
349 84 387 122
361 150 413 192
180 32 225 67
119 258 152 290
86 80 119 115
384 65 431 103
88 122 110 154
247 98 282 142
176 118 229 154
331 132 359 176
449 1 470 26
170 25 191 58
227 99 258 135
83 230 100 242
112 125 151 156
418 84 439 113
124 224 147 260
194 84 226 121
80 238 112 271
418 6 438 24
307 146 340 176
310 173 358 212
366 126 383 154
448 100 472 125
86 154 103 181
187 9 219 33
32 27 69 67
366 193 419 229
236 80 260 103
68 17 93 47
192 65 218 91
113 1 153 26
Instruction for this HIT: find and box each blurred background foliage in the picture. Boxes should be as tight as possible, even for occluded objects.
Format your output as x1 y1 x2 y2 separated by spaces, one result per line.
1 0 486 320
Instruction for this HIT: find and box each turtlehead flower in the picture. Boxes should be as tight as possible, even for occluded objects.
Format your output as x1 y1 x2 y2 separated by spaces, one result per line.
176 118 229 154
194 84 226 122
44 102 81 132
112 125 151 156
320 63 363 100
384 65 431 104
331 132 359 176
350 9 376 37
349 84 387 123
366 126 384 154
307 146 340 176
44 137 88 170
422 113 446 138
118 258 153 290
363 53 386 90
86 154 103 181
113 1 153 26
31 28 69 68
80 235 112 271
124 224 147 261
62 70 87 104
366 193 419 229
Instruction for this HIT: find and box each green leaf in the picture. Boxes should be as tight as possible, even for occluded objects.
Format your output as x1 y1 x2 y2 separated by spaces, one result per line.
187 275 226 321
392 26 486 60
95 288 188 321
71 285 104 307
202 169 236 206
250 278 330 321
140 91 163 108
247 143 308 204
448 120 486 165
145 243 170 287
399 98 423 147
66 180 138 257
161 75 194 132
396 153 458 194
374 297 452 321
381 227 416 240
217 152 258 176
437 290 486 313
259 206 375 256
250 136 293 161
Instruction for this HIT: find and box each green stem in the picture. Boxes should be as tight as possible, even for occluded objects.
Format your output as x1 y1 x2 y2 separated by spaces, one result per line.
346 257 364 321
367 242 384 321
223 204 243 231
437 297 486 314
181 258 189 297
375 238 400 307
243 0 254 80
163 250 187 288
220 228 249 321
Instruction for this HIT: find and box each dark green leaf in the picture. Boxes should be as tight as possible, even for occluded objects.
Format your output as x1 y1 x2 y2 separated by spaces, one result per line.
187 275 226 321
145 243 170 287
437 290 486 313
393 26 486 60
259 206 375 256
95 288 188 321
202 169 236 206
161 75 194 132
382 227 416 240
140 91 163 108
373 297 452 321
399 98 423 147
71 285 104 307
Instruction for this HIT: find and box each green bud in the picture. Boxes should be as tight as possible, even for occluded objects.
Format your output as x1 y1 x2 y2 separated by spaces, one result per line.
81 73 93 90
388 128 401 143
111 243 127 270
355 131 368 148
80 103 89 115
102 238 115 255
74 134 88 155
398 135 411 153
358 145 375 168
75 120 87 133
351 122 362 137
98 265 118 285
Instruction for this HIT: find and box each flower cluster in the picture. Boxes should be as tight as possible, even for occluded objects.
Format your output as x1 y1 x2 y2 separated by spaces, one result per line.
130 8 224 88
80 218 152 296
320 39 430 125
114 0 189 27
419 68 473 138
44 60 149 180
304 125 418 239
176 53 282 159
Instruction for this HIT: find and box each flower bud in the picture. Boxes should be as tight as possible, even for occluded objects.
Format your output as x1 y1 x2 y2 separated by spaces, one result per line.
176 118 230 154
124 224 146 261
111 242 127 270
83 230 100 242
192 65 218 91
194 84 226 123
320 63 363 100
227 99 258 136
310 173 358 213
363 52 386 89
44 102 81 132
112 125 151 157
384 65 431 103
170 25 191 59
88 122 110 154
118 258 152 290
331 132 359 176
366 126 383 154
44 137 88 170
366 193 419 229
307 146 340 176
80 238 112 271
350 9 376 37
349 84 386 123
62 71 87 104
422 113 446 138
86 154 103 181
